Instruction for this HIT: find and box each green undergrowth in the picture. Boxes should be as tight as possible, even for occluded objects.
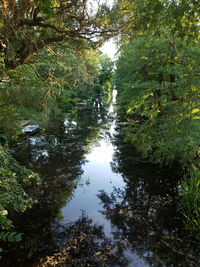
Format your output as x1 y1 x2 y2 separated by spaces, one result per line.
0 146 41 248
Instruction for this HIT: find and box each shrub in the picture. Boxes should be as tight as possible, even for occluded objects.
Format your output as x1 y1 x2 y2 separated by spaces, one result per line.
0 146 41 231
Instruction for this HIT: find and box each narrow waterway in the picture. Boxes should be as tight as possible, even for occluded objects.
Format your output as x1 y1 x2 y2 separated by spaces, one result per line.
61 91 124 236
4 91 199 266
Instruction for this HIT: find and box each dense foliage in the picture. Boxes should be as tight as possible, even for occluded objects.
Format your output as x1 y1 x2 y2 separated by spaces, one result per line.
0 146 40 242
115 0 200 235
116 34 200 166
0 46 113 139
0 0 119 69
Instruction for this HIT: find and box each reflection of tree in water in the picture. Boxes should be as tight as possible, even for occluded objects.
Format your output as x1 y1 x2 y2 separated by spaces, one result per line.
2 216 130 266
3 108 112 265
39 216 129 267
97 124 200 267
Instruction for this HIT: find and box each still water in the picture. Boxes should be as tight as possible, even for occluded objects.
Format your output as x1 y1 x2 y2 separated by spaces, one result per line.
5 91 199 266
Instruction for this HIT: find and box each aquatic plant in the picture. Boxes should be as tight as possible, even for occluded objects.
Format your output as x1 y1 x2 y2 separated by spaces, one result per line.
179 167 200 238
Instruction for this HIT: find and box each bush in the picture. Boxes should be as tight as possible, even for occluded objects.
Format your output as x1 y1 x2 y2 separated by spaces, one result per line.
0 146 41 231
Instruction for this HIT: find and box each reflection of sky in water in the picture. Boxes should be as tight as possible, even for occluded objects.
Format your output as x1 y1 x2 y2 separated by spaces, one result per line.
29 136 44 145
62 92 120 226
61 126 124 232
61 132 149 266
86 139 114 162
61 90 149 267
64 120 77 134
28 137 49 161
62 135 149 266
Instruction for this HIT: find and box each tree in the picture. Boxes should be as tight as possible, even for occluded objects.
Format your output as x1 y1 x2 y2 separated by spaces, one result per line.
98 54 113 93
114 0 200 236
0 0 119 70
116 33 200 165
0 45 108 138
115 0 200 39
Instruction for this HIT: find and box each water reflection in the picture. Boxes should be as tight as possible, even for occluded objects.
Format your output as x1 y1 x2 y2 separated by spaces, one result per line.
4 106 115 265
2 92 199 266
97 121 200 267
39 216 130 267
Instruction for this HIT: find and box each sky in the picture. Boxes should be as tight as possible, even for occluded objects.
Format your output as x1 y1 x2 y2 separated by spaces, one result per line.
88 0 117 60
98 0 117 60
100 39 117 60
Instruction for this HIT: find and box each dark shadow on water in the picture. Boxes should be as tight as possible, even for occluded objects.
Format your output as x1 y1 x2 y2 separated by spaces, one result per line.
96 121 200 267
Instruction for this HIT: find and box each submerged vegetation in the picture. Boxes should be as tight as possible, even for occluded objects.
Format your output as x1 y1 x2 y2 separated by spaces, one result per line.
0 0 199 263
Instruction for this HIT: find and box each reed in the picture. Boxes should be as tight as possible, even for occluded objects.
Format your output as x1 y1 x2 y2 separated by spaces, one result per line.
179 167 200 238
